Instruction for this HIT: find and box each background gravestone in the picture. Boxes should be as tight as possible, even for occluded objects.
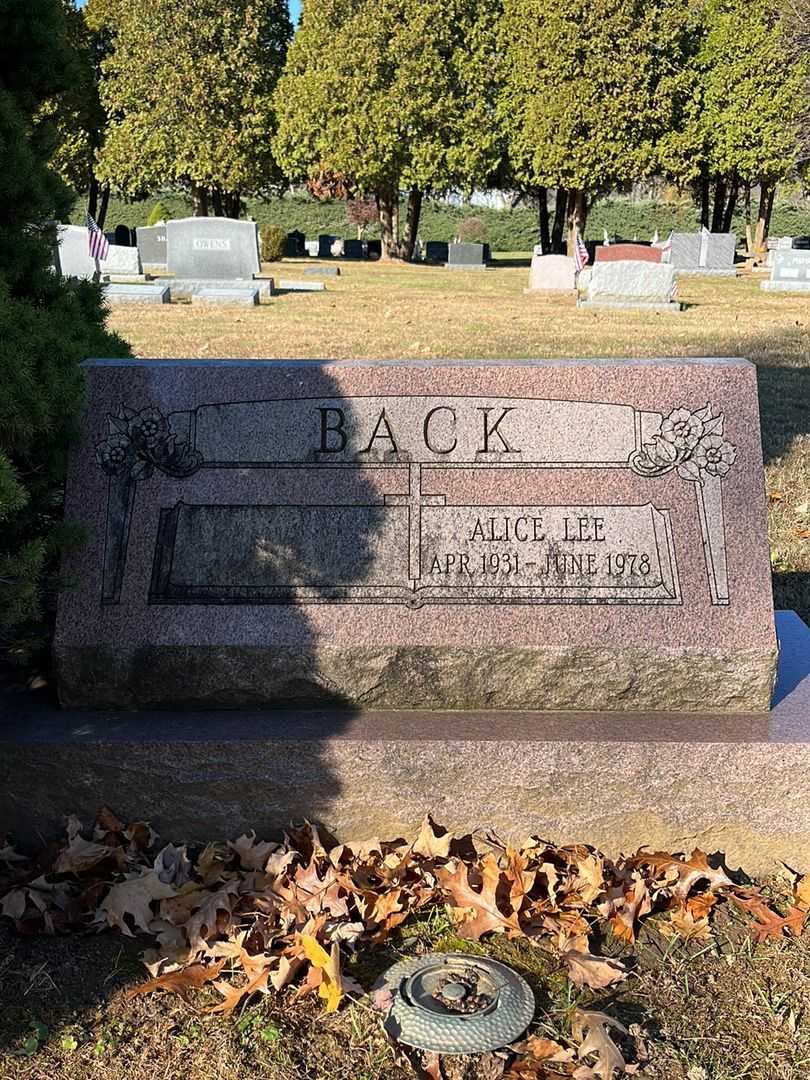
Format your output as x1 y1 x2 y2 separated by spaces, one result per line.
581 261 679 310
446 243 487 268
366 239 382 259
761 249 810 292
136 224 168 267
114 224 132 247
425 241 449 263
526 251 576 291
165 217 261 279
595 243 661 264
668 233 702 269
343 239 365 259
318 234 336 258
56 357 775 713
284 230 306 257
55 224 141 280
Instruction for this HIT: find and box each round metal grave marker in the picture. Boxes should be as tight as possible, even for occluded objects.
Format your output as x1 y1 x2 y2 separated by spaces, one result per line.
373 952 535 1055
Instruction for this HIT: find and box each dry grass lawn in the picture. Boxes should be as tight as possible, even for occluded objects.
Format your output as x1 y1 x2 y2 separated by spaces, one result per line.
106 255 810 620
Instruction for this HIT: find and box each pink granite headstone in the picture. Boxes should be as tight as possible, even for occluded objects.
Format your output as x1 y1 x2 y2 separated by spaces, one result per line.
55 358 777 711
595 243 662 263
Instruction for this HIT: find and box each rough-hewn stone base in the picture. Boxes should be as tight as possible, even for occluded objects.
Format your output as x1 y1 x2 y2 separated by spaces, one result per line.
2 612 807 874
54 641 778 712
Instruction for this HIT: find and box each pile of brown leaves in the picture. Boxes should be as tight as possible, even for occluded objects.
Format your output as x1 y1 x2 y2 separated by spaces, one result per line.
2 810 809 1078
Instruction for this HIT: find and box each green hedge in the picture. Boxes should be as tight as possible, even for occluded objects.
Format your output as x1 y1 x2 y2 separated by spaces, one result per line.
71 191 810 251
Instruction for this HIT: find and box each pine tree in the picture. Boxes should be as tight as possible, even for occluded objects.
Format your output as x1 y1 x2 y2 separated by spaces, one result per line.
0 0 130 665
272 0 500 258
92 0 292 216
498 0 690 251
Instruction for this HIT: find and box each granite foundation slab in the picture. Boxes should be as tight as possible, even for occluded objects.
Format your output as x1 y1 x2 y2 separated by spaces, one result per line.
4 611 809 874
55 357 776 711
191 287 259 307
167 278 272 300
105 274 150 284
103 283 171 305
761 280 810 292
674 268 737 278
276 280 326 292
578 300 681 312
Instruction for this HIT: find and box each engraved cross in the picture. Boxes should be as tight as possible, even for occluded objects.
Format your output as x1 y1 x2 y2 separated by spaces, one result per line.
384 463 446 586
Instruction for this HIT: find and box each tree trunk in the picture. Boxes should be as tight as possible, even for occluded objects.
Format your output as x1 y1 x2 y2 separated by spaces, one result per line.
87 176 99 221
537 186 550 253
211 188 223 217
565 188 588 256
226 191 241 219
721 175 739 234
401 188 422 261
376 185 398 259
96 184 110 231
710 177 726 233
744 183 753 253
551 187 567 253
699 171 710 228
192 185 209 217
754 183 775 250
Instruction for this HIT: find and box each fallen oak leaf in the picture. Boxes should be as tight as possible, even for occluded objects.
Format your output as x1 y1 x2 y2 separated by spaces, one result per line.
658 908 712 942
208 964 273 1015
298 933 344 1013
228 831 281 872
126 960 225 1001
748 905 806 943
572 1009 631 1079
97 870 176 936
412 814 453 860
560 938 626 990
437 854 521 939
53 815 122 875
794 874 810 912
632 849 733 900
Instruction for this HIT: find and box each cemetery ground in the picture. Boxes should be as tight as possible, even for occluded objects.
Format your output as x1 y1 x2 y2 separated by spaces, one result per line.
108 254 809 624
2 256 809 1080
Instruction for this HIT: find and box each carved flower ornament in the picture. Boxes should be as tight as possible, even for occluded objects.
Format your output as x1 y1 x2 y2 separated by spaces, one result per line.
629 403 736 484
95 405 202 481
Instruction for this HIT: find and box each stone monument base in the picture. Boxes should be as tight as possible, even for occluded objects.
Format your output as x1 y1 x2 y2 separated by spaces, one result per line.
761 280 810 292
577 299 682 312
166 277 273 300
673 268 737 277
3 612 807 875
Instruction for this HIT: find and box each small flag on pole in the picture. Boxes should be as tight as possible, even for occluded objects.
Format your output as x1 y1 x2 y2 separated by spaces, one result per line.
574 229 590 273
86 212 109 262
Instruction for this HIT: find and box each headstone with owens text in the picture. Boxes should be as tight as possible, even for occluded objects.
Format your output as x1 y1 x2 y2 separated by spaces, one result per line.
165 217 261 280
56 357 776 713
760 249 810 292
